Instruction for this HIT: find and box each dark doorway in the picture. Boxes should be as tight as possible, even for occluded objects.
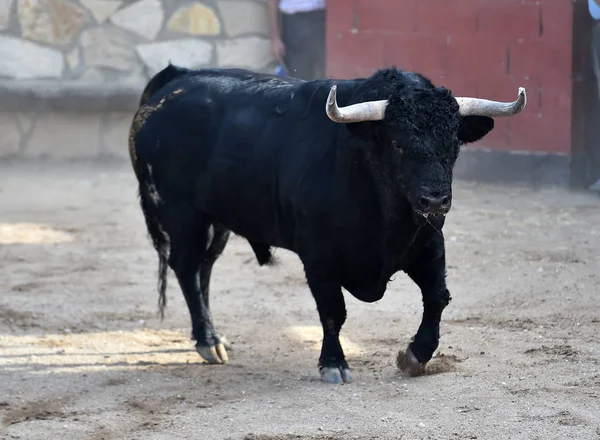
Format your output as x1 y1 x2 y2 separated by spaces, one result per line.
571 0 600 188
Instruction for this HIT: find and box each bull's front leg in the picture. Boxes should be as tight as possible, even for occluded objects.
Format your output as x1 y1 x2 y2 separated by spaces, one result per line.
397 233 451 376
304 267 352 384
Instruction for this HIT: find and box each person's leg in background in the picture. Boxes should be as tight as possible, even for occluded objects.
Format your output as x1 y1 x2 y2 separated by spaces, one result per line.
266 0 326 81
589 21 600 192
307 9 326 80
281 11 318 80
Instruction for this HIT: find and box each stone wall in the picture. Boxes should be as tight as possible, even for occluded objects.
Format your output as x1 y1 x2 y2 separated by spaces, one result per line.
0 0 272 81
0 0 273 159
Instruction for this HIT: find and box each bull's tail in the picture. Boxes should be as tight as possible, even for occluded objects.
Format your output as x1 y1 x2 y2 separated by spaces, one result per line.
135 164 170 320
130 65 193 320
138 62 191 106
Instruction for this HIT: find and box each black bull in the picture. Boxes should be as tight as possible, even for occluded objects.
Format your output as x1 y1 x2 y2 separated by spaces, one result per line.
128 64 526 384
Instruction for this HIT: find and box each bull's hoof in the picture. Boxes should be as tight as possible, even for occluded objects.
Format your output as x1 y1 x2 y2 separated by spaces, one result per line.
217 335 232 350
396 346 426 377
319 366 353 384
196 343 229 364
191 333 232 350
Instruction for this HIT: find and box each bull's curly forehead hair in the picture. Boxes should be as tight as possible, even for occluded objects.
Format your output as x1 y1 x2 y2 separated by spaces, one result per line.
384 86 461 130
356 68 464 153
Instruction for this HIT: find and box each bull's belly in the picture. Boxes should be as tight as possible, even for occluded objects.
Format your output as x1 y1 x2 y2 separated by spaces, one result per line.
221 220 293 252
198 190 295 251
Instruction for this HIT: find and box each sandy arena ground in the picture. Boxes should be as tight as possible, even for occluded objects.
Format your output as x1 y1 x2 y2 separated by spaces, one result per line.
0 161 599 440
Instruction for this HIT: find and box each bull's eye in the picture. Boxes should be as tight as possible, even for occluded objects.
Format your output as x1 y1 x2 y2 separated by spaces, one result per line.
391 140 402 153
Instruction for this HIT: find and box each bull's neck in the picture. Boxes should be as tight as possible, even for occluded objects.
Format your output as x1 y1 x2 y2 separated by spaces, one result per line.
334 142 423 264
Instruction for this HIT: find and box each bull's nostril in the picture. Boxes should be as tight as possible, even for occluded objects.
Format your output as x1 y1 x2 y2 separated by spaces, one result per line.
440 196 450 207
418 196 430 208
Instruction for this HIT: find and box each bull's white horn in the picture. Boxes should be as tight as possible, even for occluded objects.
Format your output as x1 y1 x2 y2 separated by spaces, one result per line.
325 84 388 123
455 87 527 117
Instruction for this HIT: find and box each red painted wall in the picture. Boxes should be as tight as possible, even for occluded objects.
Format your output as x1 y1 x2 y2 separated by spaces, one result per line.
326 0 573 154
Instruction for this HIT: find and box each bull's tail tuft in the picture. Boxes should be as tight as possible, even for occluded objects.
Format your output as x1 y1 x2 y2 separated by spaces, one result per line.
156 240 168 321
136 165 170 321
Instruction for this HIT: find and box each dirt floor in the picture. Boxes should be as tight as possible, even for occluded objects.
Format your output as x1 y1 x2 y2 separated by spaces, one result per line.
0 160 599 440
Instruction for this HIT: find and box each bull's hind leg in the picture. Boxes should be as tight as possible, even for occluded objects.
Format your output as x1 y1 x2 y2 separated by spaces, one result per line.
198 224 231 357
166 212 228 364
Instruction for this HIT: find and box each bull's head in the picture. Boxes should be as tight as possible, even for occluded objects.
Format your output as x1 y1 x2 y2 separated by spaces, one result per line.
325 72 526 217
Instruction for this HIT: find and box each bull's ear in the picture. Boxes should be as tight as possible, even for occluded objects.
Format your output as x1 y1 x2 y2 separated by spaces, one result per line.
458 116 494 144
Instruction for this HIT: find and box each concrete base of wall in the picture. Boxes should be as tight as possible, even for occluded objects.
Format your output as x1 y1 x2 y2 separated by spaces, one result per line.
0 80 140 161
455 147 571 187
0 110 134 161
